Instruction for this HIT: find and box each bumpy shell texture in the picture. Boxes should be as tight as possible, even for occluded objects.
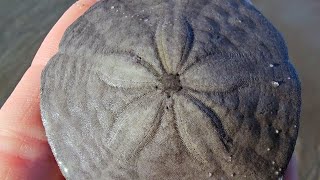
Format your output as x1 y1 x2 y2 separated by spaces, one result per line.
40 0 301 179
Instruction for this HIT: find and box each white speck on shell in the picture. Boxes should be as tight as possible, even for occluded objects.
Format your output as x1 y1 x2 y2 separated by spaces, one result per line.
245 0 253 5
110 6 115 9
64 167 69 173
271 81 280 87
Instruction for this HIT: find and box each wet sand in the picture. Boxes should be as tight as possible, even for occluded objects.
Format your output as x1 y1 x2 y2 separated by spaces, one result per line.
1 0 319 179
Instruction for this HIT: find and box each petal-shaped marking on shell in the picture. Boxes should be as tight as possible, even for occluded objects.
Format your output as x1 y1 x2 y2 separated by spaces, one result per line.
155 19 170 73
106 91 164 163
176 19 195 73
94 53 160 88
155 16 194 74
180 54 254 92
41 52 164 178
173 94 230 165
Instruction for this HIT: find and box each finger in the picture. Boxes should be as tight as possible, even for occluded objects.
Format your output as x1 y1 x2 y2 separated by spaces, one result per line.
31 0 98 67
0 65 63 180
0 0 98 179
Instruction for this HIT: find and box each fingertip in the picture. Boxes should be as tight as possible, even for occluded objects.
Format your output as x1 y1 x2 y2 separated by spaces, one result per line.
0 65 46 139
2 0 100 122
31 0 99 67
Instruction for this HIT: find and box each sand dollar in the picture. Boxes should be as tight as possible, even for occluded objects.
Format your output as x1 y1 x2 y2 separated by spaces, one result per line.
40 0 301 179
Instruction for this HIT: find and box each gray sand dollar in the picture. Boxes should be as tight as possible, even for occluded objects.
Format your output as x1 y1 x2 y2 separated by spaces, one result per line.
40 0 301 179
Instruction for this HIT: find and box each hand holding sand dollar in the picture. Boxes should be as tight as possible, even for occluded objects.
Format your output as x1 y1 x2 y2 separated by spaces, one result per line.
40 0 301 179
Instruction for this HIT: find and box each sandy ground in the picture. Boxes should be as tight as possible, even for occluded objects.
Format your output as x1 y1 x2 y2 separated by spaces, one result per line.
0 0 319 179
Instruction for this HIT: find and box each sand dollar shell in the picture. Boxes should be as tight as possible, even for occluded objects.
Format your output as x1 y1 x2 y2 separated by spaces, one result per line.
40 0 301 179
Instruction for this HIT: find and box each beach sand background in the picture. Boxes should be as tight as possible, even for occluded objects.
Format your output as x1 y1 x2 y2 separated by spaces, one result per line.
0 0 319 179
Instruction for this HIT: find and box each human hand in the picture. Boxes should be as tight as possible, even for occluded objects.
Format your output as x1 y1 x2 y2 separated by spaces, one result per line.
0 0 298 179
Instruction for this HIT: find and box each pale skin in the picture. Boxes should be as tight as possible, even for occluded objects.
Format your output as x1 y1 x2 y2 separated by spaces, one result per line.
0 0 298 179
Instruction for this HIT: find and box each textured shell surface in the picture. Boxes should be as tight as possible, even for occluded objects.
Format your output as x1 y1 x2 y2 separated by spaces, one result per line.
40 0 301 179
